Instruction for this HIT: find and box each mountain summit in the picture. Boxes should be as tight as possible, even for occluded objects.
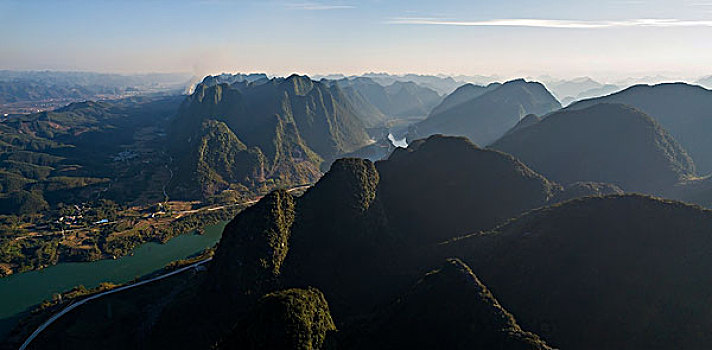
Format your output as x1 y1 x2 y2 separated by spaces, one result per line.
409 79 560 145
167 75 371 199
491 103 695 194
569 82 712 174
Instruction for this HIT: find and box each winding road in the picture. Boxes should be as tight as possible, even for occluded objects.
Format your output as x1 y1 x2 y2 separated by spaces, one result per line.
18 258 212 350
16 183 313 349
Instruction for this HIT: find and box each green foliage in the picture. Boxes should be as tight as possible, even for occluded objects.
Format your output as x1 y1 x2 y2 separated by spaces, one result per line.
167 75 371 200
208 190 296 299
220 287 336 350
171 120 268 198
0 205 238 275
0 170 36 193
0 160 53 180
0 95 185 213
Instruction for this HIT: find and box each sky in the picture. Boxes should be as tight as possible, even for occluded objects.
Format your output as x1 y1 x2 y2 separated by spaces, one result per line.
1 0 711 82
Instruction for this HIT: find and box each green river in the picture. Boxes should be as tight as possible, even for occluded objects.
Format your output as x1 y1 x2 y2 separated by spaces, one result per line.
0 221 228 340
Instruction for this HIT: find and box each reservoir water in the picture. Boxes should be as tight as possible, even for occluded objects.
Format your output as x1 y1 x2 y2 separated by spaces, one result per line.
387 133 408 148
0 221 228 340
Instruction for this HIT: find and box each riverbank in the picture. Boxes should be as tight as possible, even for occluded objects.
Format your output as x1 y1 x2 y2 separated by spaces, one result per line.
0 201 242 277
0 221 228 342
0 184 312 276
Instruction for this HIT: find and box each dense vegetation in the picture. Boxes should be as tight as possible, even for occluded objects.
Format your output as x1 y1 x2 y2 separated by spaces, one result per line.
219 288 336 350
12 72 712 350
207 190 296 301
0 95 184 214
128 136 625 349
446 195 712 349
167 75 371 199
376 135 557 244
0 202 240 275
22 132 712 350
491 103 696 194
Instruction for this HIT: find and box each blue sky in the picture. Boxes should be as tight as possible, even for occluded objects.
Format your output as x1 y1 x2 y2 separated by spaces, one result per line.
1 0 711 81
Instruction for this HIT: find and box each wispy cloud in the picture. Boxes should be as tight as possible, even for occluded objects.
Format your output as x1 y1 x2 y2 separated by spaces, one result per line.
286 2 354 10
386 18 712 29
686 1 712 6
609 0 645 5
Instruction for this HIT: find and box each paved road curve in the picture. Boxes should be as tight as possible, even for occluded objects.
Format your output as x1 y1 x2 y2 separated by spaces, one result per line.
17 183 313 349
18 258 213 350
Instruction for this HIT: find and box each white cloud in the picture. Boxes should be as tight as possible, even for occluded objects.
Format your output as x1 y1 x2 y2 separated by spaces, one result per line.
686 1 712 6
386 18 712 29
609 0 645 5
286 2 354 10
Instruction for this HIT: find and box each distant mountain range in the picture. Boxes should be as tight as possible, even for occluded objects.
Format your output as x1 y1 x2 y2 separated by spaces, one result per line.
427 82 501 116
409 79 561 145
569 83 712 174
324 77 443 126
0 71 192 114
698 75 712 89
315 72 463 95
197 73 268 89
542 77 620 106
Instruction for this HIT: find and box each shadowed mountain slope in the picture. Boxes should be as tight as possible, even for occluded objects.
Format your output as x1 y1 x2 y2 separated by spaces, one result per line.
447 195 712 349
218 287 336 350
491 103 695 194
338 258 553 350
569 83 712 173
33 134 674 350
377 134 558 244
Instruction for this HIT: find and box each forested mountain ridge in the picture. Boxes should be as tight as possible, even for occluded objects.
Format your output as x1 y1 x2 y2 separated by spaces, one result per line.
409 79 561 145
167 75 371 199
142 135 628 349
446 194 712 349
568 82 712 173
491 103 696 194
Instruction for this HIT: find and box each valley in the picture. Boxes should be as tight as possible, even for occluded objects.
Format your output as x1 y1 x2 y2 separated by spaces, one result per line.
5 1 712 348
3 69 712 350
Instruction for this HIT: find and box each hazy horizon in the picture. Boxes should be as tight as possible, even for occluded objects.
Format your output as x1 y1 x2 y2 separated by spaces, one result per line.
2 0 711 82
